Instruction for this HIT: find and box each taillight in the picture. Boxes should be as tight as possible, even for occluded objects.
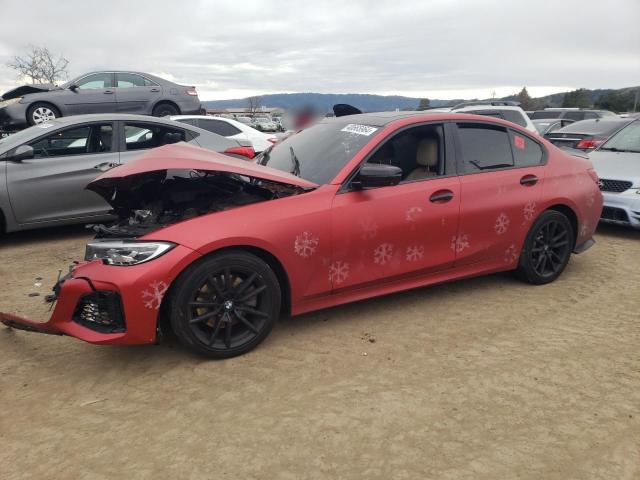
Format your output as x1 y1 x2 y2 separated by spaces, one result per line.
576 139 602 150
267 138 278 144
587 168 599 184
186 89 198 96
224 146 255 160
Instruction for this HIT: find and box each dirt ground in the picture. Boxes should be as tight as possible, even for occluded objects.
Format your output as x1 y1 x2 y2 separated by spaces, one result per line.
0 224 639 480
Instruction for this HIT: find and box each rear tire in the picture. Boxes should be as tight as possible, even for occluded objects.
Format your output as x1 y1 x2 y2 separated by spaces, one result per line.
169 251 281 358
152 103 179 117
516 210 574 285
27 103 60 125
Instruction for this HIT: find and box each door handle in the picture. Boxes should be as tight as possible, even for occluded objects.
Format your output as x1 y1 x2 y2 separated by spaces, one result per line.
429 190 454 203
520 174 538 186
103 90 114 94
150 88 160 92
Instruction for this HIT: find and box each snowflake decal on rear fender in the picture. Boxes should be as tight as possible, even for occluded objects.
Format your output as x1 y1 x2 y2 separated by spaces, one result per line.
294 231 319 258
523 201 536 222
450 234 470 253
328 261 349 284
373 243 394 265
504 244 518 264
580 220 589 238
142 281 168 310
494 213 510 235
406 245 424 261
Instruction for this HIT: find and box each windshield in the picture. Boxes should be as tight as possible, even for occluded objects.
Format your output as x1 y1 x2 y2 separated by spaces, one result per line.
0 121 60 149
258 121 377 184
599 121 640 153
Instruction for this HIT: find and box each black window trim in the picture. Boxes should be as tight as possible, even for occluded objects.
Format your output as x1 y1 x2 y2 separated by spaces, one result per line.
452 120 547 176
25 121 118 159
339 120 458 193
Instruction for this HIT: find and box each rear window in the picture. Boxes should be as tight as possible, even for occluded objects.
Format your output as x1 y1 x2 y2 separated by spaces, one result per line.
199 119 242 137
501 110 528 127
556 120 629 135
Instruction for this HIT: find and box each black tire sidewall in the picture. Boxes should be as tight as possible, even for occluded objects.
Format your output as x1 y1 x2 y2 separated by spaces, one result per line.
169 251 281 358
516 210 574 285
27 103 60 125
152 103 179 117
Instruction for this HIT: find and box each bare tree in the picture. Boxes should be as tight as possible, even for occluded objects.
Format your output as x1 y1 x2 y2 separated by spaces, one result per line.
246 96 263 114
7 45 69 84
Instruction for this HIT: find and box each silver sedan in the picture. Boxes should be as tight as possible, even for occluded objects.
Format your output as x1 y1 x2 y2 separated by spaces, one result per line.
0 114 253 234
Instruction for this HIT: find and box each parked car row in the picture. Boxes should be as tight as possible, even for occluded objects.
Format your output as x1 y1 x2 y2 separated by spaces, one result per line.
1 110 603 358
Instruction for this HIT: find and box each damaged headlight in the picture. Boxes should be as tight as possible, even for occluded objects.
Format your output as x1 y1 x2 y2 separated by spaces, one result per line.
0 97 21 108
85 240 175 266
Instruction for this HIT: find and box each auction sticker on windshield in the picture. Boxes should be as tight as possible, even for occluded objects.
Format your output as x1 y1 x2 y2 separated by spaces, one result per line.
341 124 378 136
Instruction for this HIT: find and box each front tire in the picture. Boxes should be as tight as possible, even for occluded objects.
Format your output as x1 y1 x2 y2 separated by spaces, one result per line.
27 103 60 125
152 103 179 117
516 210 574 285
169 251 281 358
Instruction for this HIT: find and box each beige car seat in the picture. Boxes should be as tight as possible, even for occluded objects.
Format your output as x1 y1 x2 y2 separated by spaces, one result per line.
405 137 438 181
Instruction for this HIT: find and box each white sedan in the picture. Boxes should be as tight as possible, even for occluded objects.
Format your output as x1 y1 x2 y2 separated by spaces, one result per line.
171 115 278 153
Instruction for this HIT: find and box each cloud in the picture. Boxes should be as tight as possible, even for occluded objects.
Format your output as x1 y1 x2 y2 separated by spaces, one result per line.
0 0 638 100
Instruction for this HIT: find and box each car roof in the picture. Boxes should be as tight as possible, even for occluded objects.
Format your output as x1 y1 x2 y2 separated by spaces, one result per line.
38 113 191 126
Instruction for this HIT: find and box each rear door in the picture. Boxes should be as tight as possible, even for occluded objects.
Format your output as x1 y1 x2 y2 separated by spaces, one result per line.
6 122 118 224
64 72 117 114
114 73 162 114
453 122 545 267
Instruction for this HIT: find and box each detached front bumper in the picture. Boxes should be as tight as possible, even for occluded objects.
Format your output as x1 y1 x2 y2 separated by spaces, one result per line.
1 244 201 346
600 190 640 229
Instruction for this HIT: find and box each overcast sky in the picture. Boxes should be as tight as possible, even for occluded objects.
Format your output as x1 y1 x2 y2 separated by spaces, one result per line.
0 0 638 101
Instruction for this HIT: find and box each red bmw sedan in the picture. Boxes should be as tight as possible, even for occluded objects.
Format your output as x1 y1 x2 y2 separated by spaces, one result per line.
1 111 603 358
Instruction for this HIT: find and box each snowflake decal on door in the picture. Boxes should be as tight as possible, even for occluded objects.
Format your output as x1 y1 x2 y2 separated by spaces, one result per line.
359 218 378 240
586 192 595 208
294 231 319 258
141 281 168 310
523 201 536 221
405 206 423 222
406 245 424 262
450 234 470 253
373 243 394 265
504 244 518 264
328 261 349 284
494 213 510 235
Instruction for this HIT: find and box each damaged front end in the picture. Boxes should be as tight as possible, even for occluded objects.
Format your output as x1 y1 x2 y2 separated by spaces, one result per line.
2 144 317 346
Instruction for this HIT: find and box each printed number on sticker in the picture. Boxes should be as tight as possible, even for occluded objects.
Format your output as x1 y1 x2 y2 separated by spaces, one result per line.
341 124 378 136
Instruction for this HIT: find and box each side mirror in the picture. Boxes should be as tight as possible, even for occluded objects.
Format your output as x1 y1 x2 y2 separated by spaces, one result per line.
69 84 79 92
8 145 34 162
352 163 402 189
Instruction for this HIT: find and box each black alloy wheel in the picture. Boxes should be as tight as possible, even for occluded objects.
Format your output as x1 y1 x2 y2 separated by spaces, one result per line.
170 252 280 358
516 210 574 285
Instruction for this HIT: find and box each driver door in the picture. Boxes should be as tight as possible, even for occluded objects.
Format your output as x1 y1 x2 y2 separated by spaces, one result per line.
6 122 118 224
64 72 117 114
329 123 461 291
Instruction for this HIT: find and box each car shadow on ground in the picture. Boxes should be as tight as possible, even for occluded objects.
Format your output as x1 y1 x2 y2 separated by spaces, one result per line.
595 222 640 240
1 223 92 248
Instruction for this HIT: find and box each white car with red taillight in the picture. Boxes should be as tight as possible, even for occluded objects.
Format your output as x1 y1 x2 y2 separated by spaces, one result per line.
172 115 278 153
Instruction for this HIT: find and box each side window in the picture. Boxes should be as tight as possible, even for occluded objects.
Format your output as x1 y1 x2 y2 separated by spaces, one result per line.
510 130 544 167
124 123 187 151
457 123 514 173
501 110 528 127
199 119 242 137
564 111 585 121
76 73 113 89
116 73 148 88
366 124 445 182
583 112 598 120
28 124 113 157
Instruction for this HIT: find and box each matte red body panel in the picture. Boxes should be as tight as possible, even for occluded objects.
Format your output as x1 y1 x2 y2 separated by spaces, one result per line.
2 113 602 347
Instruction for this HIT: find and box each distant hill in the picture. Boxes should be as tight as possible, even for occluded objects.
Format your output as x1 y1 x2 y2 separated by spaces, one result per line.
202 86 639 113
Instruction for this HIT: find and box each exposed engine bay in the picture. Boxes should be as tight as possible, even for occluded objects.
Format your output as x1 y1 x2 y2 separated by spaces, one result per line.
88 169 308 238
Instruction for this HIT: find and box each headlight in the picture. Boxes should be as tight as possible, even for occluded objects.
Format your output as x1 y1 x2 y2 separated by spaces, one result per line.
85 240 175 266
0 97 21 108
